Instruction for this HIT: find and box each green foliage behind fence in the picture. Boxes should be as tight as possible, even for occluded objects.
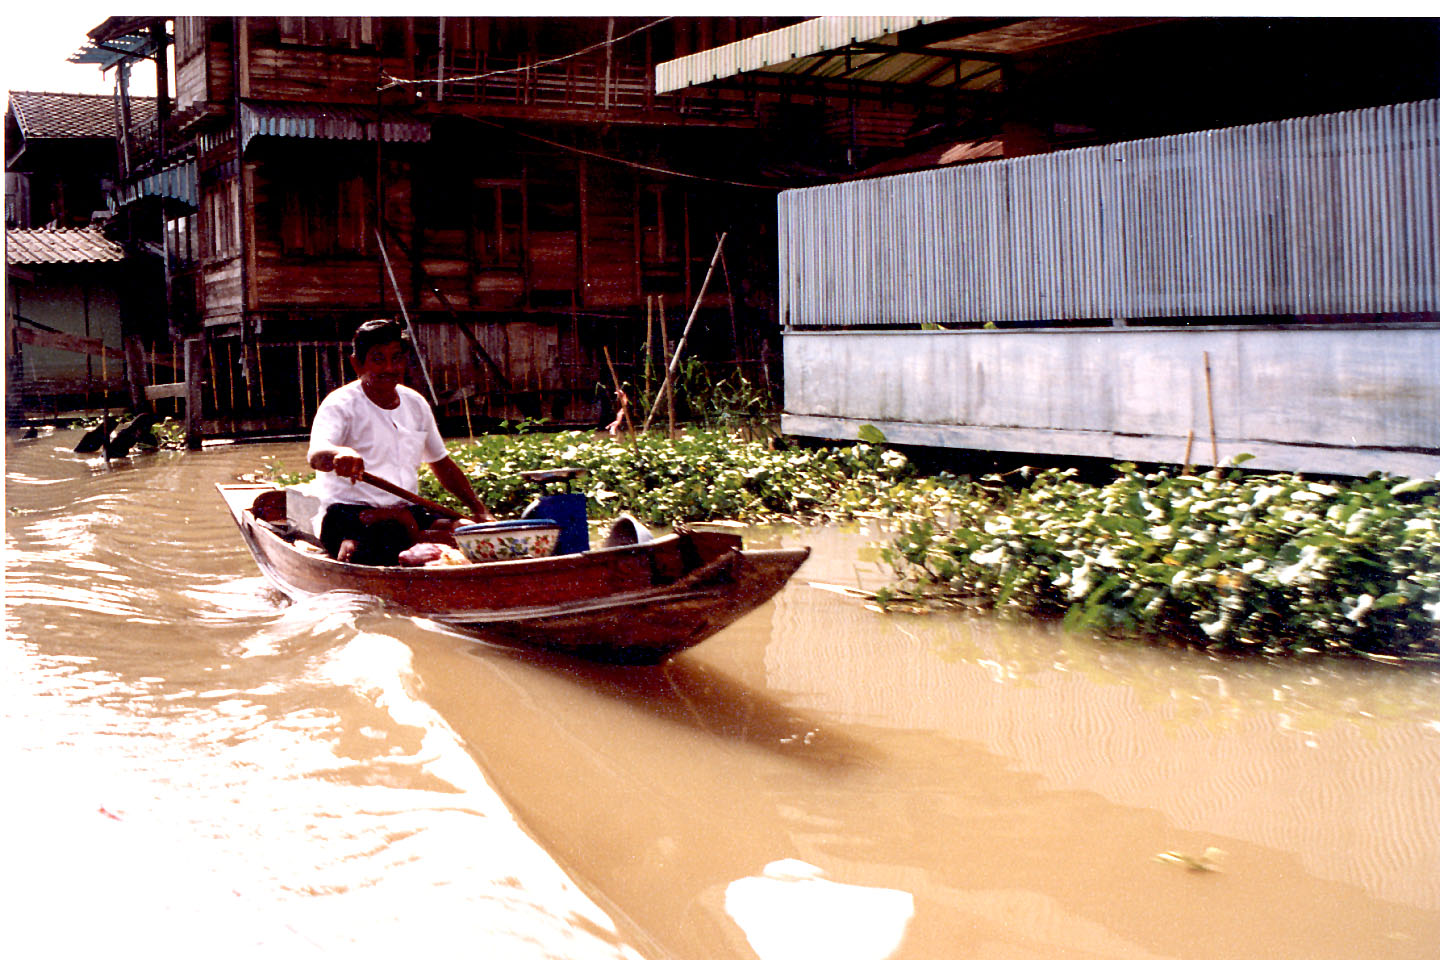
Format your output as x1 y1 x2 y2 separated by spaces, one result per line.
881 463 1440 658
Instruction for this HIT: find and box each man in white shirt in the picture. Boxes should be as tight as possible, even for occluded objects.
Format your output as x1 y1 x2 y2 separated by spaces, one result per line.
308 319 492 564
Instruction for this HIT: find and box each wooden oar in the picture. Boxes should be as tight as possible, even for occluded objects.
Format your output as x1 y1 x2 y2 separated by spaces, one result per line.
358 471 475 523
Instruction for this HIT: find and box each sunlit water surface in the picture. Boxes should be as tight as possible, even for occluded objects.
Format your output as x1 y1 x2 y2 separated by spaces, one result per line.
4 431 1438 959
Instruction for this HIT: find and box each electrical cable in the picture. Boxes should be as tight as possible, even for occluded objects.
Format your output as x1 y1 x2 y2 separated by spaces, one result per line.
381 17 674 91
467 116 787 191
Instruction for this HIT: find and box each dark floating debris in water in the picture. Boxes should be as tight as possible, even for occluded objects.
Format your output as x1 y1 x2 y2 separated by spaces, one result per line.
105 413 161 459
73 415 115 454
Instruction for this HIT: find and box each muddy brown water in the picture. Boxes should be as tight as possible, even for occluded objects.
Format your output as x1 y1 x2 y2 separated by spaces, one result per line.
5 430 1438 959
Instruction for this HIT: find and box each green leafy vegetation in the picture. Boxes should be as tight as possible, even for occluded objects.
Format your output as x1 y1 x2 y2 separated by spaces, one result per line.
259 427 915 524
435 429 914 525
880 463 1440 659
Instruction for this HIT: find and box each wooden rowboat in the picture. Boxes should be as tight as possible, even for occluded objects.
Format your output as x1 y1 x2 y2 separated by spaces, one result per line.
217 482 810 664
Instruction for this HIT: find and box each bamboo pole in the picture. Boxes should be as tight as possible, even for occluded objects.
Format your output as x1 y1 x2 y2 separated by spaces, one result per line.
374 227 439 406
256 343 266 409
642 233 727 433
1182 429 1195 475
644 295 654 405
208 343 219 412
661 311 676 438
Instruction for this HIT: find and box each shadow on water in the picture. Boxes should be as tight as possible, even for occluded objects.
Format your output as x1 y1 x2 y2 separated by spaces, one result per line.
452 639 879 772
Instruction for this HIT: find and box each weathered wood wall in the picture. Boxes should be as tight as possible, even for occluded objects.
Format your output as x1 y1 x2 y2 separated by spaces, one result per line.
164 15 775 430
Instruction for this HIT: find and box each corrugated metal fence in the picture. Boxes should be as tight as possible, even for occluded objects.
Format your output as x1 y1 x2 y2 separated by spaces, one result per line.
778 99 1440 326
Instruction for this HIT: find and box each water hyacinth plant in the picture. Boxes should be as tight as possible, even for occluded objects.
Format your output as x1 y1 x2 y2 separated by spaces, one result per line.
880 462 1440 659
426 429 918 526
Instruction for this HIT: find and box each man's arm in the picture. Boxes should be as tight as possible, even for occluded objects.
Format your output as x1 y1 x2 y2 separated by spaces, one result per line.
309 445 365 481
428 455 493 521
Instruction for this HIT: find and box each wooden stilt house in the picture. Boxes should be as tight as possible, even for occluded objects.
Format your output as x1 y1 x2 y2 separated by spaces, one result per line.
92 15 809 436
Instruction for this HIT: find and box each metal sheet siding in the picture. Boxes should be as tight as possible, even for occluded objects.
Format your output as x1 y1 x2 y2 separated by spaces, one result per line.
779 99 1440 327
782 327 1440 477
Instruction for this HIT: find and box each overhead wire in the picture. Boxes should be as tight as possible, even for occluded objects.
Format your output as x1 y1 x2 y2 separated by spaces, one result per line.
465 117 787 191
380 17 674 91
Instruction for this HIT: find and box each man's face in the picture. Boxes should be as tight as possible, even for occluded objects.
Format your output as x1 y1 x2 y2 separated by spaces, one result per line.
353 340 409 397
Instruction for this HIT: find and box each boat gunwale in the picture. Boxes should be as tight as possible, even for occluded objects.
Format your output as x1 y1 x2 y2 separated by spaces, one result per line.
217 481 755 585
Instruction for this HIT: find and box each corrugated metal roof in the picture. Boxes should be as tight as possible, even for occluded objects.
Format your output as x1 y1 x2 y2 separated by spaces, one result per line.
239 102 431 151
7 91 155 140
655 16 1170 94
6 225 125 265
656 16 947 93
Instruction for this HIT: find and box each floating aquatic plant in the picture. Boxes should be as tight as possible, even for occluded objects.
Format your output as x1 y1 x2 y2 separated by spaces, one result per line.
880 461 1440 659
433 429 921 526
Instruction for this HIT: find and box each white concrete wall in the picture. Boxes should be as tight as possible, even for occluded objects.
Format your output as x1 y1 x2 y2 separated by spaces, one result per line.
782 326 1440 478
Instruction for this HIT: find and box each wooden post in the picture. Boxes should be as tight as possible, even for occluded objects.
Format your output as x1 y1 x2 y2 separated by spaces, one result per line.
124 335 147 410
644 295 654 407
184 338 203 449
661 318 676 439
1203 351 1218 469
297 343 306 426
256 342 266 409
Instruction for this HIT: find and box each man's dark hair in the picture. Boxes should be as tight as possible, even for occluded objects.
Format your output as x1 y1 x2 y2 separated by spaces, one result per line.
351 319 408 363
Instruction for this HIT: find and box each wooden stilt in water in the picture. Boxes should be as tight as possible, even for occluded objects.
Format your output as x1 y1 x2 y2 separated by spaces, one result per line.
208 343 220 413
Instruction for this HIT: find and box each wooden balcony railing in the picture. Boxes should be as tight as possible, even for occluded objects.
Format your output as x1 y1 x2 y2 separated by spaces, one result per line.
419 53 757 120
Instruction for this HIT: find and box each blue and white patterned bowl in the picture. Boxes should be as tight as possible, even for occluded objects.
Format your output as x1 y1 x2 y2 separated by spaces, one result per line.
453 519 561 563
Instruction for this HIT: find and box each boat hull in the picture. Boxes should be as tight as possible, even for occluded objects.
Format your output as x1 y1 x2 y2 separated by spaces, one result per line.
218 482 809 663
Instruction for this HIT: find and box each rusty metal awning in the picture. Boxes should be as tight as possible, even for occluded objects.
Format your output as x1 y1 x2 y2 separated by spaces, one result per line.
239 102 431 152
656 16 946 93
109 159 198 210
656 16 1169 94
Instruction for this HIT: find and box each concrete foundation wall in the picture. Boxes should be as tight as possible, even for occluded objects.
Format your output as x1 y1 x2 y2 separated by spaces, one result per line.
782 326 1440 478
